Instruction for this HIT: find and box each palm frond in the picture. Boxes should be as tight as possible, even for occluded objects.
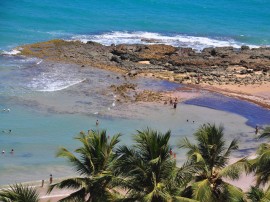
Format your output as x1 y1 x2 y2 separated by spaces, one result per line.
247 186 264 202
258 126 270 139
0 183 39 202
175 160 199 187
219 158 250 180
192 179 214 202
57 147 92 175
173 196 200 202
59 188 86 202
223 182 245 202
250 143 270 186
223 138 239 159
50 129 121 201
47 177 87 193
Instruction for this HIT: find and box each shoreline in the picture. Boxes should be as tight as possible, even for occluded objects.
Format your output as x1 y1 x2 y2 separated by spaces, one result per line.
0 40 269 199
137 71 270 110
15 39 270 110
200 83 270 109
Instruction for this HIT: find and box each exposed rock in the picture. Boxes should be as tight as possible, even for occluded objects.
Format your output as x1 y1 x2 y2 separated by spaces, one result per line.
127 70 138 77
18 39 270 87
109 83 166 103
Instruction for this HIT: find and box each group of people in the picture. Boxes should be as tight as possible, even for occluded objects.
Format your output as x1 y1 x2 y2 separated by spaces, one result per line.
164 97 178 109
41 174 53 187
2 149 14 155
2 108 10 112
2 129 12 134
2 108 12 134
1 108 14 155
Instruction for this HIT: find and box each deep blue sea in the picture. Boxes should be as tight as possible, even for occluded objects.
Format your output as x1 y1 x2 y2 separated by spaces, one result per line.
0 0 270 186
1 0 270 51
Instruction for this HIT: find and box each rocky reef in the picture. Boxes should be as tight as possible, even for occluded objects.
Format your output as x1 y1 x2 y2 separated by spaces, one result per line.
19 39 270 86
110 83 168 103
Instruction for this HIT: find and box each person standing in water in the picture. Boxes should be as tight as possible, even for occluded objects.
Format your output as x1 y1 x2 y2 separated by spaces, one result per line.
173 101 177 109
96 120 99 126
255 125 259 135
50 174 53 184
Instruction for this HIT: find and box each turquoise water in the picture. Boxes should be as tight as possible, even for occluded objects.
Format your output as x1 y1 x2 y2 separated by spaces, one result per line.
0 0 270 185
1 0 270 50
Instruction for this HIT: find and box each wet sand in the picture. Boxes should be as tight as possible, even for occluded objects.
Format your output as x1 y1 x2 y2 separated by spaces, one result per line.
200 82 270 109
139 71 270 109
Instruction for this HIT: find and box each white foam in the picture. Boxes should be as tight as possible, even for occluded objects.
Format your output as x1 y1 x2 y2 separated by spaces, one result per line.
70 31 260 51
2 49 21 55
34 79 85 92
46 30 74 37
36 60 43 65
28 65 86 92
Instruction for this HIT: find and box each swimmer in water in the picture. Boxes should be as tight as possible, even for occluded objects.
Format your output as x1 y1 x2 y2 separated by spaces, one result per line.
96 120 99 126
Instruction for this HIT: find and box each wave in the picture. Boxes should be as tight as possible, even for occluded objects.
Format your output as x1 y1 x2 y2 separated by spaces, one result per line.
36 60 43 65
27 64 87 92
2 49 21 55
70 31 260 51
30 78 86 92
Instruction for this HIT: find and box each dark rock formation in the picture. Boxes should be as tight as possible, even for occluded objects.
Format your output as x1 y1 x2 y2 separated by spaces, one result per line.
19 39 270 86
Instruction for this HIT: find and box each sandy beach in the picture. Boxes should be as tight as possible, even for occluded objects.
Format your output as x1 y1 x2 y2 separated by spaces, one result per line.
200 82 270 109
34 80 269 201
1 0 270 200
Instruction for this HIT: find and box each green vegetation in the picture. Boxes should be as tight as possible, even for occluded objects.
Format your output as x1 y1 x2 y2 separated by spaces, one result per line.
249 126 270 186
0 183 39 202
2 124 270 202
113 128 197 202
246 185 270 202
48 129 122 202
179 124 247 202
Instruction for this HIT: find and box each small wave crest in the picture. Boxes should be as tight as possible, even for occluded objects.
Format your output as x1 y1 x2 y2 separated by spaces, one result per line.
27 65 86 92
70 31 260 51
30 78 86 92
2 49 21 55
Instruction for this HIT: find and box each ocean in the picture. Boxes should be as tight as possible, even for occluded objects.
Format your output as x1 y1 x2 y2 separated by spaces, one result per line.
0 0 270 185
1 0 270 51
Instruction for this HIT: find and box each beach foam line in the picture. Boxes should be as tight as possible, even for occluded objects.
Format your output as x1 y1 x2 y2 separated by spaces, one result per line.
37 59 43 65
70 31 260 51
34 78 86 92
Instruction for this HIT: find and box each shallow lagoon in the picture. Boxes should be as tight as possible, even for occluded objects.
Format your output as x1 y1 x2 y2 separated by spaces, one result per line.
0 55 269 185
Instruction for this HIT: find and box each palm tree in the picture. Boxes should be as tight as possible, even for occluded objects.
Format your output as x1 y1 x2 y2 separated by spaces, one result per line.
179 123 246 202
257 126 270 139
113 128 197 202
48 129 121 202
247 185 270 202
249 126 270 186
0 183 39 202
